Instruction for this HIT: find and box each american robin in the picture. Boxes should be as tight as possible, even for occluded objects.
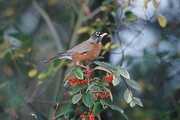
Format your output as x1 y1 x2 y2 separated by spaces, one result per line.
43 31 107 67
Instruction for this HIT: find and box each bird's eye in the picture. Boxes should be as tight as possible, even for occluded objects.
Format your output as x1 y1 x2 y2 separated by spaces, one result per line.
95 32 101 36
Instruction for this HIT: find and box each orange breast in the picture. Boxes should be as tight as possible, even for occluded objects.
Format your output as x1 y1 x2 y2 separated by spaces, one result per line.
72 43 102 62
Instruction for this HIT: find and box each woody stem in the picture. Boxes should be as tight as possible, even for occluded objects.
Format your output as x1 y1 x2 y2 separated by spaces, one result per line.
52 84 71 120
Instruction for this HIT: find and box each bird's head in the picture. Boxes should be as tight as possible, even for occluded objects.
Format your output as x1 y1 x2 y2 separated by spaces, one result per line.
91 31 107 43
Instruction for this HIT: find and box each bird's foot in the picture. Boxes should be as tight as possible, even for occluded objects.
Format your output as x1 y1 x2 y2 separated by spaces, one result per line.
76 62 90 70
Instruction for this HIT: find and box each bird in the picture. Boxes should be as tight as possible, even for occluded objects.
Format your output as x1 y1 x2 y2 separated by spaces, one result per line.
43 31 107 67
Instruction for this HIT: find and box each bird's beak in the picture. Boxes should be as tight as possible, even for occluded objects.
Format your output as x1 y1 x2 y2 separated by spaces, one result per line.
100 33 107 37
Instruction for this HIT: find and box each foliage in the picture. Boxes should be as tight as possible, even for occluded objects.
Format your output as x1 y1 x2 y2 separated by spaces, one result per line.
0 0 180 120
49 61 142 120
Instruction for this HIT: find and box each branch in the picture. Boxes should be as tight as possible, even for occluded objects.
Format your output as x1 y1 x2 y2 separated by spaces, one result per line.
32 1 63 52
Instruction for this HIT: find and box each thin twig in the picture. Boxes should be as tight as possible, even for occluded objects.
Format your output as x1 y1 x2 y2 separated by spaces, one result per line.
52 84 71 120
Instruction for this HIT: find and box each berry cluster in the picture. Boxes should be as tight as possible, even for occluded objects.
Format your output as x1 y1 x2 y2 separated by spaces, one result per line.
104 74 114 83
80 112 99 120
94 91 110 100
66 77 93 86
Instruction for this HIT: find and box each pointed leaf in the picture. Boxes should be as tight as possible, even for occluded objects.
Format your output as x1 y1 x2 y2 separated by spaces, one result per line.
100 99 106 107
99 100 127 119
124 89 132 103
133 97 143 107
56 104 74 118
73 67 83 79
158 14 167 28
82 92 94 107
94 61 117 71
109 105 124 114
95 56 104 60
72 93 82 104
143 0 149 8
117 67 130 79
153 0 158 9
94 66 112 74
125 79 140 90
98 81 109 87
86 82 96 92
93 102 103 114
56 110 74 118
112 77 120 86
122 0 130 11
54 96 60 103
73 84 87 93
109 105 128 120
129 100 136 107
125 11 137 21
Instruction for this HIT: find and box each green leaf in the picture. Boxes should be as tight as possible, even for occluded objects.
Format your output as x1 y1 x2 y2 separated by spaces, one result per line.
72 93 82 104
109 105 128 120
93 102 103 114
95 56 104 60
97 81 109 87
116 66 130 79
100 100 127 119
10 33 30 47
73 67 83 79
94 61 117 71
100 99 106 107
109 105 124 114
124 89 132 103
125 11 137 21
38 71 48 80
94 66 112 74
73 84 87 93
125 79 140 90
112 77 120 86
86 82 96 92
56 104 74 118
133 97 143 107
53 59 63 67
129 100 136 107
158 14 167 28
56 109 74 118
30 112 43 120
82 92 94 108
54 96 60 103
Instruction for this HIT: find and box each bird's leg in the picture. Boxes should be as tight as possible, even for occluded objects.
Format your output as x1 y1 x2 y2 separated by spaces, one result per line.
85 61 93 85
87 61 93 66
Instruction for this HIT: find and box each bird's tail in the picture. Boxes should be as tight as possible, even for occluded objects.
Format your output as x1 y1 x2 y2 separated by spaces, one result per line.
42 56 58 63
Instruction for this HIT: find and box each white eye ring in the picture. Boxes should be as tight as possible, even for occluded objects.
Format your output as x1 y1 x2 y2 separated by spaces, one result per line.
95 32 100 36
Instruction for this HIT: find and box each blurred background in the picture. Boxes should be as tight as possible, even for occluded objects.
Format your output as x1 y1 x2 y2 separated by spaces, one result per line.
0 0 180 120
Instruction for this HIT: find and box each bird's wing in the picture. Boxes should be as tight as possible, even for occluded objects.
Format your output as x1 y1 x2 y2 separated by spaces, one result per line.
60 39 93 56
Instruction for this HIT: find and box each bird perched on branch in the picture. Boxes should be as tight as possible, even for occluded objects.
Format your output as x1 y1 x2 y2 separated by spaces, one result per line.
43 31 107 67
